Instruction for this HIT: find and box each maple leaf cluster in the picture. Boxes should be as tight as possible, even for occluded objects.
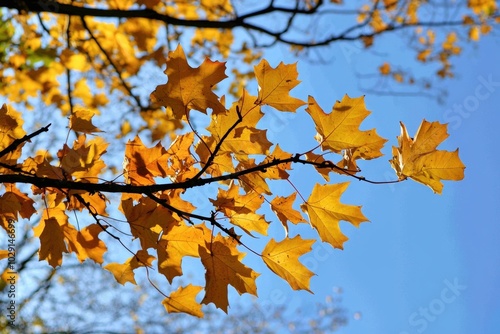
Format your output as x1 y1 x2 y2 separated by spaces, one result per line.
0 45 465 317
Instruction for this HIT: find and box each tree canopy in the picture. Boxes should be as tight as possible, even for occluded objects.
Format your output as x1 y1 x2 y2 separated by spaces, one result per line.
1 0 494 330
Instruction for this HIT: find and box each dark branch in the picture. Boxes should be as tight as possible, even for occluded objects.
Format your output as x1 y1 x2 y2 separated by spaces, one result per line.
4 0 494 51
0 123 51 159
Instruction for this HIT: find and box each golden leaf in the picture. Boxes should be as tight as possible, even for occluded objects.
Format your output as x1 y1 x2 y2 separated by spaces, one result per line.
262 236 315 292
151 45 227 118
69 109 102 133
200 234 259 312
254 59 306 112
306 95 387 160
301 182 368 249
390 120 465 194
162 284 204 318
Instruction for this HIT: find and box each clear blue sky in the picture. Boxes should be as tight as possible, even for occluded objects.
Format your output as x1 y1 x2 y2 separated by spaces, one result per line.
246 31 500 334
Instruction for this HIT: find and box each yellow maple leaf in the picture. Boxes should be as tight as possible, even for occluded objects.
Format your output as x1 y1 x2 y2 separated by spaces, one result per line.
69 109 102 133
270 192 306 235
60 49 88 71
0 186 36 221
59 134 108 181
121 195 173 250
301 182 369 249
200 234 259 312
104 261 138 285
262 236 315 292
124 136 171 185
75 224 107 264
254 59 305 112
390 120 465 194
306 95 387 160
150 45 227 118
157 223 211 283
33 217 68 268
162 284 204 318
104 250 154 286
0 104 25 140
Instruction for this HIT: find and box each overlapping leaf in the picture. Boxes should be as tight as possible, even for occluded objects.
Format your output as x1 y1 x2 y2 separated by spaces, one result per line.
390 120 465 193
151 44 227 118
254 60 305 111
301 183 369 249
306 95 387 164
200 234 259 312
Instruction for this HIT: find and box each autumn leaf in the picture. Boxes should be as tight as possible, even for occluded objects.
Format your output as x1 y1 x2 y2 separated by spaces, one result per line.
150 44 227 118
0 103 25 140
124 136 171 185
270 192 306 235
60 49 88 71
200 234 259 312
33 217 68 268
262 236 315 292
104 260 138 285
120 195 176 250
75 224 107 264
390 120 465 194
379 62 391 75
210 183 269 236
105 250 154 285
306 95 387 161
69 109 102 133
157 223 211 283
204 90 271 156
301 182 369 249
254 59 305 112
162 284 204 318
0 185 36 221
0 250 9 260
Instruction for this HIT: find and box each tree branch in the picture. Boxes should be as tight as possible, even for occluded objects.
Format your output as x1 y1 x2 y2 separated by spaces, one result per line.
0 123 51 159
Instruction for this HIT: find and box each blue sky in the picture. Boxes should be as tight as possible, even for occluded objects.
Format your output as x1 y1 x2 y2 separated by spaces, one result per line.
2 6 498 333
244 29 500 334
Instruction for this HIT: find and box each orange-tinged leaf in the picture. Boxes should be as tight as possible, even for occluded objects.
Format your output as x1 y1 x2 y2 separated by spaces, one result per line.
104 251 153 285
157 223 211 283
121 195 175 250
200 234 259 312
33 217 68 268
60 49 87 71
306 95 387 160
76 224 107 264
254 59 306 112
262 236 315 292
379 62 391 75
104 261 137 285
301 182 368 249
210 183 264 215
58 135 108 180
0 250 9 260
270 193 306 235
150 45 227 118
205 90 271 156
124 136 171 185
390 120 465 193
305 151 333 181
69 109 102 133
0 104 25 140
0 186 36 221
235 159 272 195
162 284 204 318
